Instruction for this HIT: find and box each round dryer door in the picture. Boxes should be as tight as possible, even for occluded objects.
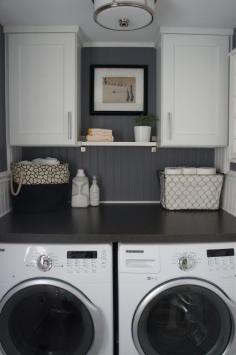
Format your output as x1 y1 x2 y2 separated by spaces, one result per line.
0 279 102 355
132 279 235 355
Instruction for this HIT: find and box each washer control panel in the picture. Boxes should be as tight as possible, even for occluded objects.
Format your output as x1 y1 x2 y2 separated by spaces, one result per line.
37 255 53 272
207 248 235 272
66 250 107 274
178 255 196 271
24 247 108 274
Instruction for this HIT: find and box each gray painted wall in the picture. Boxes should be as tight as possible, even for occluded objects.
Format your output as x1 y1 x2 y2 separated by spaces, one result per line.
231 163 236 171
0 25 7 172
23 47 214 201
22 147 214 201
81 47 156 141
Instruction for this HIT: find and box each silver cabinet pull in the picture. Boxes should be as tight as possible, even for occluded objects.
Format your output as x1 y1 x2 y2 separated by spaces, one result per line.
168 112 172 140
68 112 72 140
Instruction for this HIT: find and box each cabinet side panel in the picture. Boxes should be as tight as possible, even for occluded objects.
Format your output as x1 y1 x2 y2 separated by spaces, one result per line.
0 26 7 171
156 45 161 142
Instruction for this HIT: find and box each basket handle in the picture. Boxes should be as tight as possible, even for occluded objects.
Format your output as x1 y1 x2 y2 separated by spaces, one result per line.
10 171 24 196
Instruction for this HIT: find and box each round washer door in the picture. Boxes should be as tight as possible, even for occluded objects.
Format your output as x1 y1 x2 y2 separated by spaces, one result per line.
0 279 103 355
132 279 236 355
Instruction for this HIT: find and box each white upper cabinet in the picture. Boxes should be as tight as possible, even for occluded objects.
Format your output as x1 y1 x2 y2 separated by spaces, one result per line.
229 50 236 161
158 33 229 147
7 29 79 146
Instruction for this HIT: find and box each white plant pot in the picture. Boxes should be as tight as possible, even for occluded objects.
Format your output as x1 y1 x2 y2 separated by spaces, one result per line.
134 126 151 142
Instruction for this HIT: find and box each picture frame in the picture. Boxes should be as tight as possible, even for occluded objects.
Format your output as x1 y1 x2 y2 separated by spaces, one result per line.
90 65 148 115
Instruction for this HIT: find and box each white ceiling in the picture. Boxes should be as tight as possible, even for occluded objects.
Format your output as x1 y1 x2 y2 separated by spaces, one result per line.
0 0 236 44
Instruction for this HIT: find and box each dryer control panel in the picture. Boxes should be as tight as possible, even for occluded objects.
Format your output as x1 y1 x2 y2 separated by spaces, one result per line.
172 252 199 271
172 247 235 274
207 248 235 272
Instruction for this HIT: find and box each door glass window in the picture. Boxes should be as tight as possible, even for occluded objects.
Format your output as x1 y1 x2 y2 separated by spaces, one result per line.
0 284 94 355
136 285 232 355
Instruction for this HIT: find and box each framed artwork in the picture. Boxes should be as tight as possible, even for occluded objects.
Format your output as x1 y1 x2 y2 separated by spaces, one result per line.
90 65 147 115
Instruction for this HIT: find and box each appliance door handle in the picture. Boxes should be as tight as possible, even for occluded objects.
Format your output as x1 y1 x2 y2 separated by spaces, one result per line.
68 112 72 140
168 112 172 140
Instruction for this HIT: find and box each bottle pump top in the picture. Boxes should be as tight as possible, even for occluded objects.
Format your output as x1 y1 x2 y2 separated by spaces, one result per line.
77 169 85 177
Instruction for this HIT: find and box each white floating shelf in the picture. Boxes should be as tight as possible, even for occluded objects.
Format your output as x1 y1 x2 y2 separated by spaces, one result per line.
79 141 158 147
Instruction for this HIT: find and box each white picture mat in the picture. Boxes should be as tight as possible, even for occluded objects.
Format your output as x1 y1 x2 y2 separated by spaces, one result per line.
94 68 144 111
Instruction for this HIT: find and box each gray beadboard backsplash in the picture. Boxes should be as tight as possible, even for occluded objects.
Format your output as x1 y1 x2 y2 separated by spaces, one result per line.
22 147 214 201
0 25 7 172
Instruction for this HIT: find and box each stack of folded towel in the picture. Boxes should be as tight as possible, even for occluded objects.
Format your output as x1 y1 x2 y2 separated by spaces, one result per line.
86 128 114 142
164 167 216 175
19 157 60 165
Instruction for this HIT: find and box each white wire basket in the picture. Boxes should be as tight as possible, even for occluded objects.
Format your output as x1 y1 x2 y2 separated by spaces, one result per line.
160 172 224 210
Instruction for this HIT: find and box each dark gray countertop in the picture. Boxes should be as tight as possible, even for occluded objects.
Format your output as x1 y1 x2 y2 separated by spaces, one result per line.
0 204 236 243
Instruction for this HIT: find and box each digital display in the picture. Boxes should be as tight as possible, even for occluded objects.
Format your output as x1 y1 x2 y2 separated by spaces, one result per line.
67 251 97 259
207 249 235 258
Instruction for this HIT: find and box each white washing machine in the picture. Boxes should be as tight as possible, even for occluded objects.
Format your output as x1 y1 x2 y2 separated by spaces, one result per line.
0 243 113 355
118 242 236 355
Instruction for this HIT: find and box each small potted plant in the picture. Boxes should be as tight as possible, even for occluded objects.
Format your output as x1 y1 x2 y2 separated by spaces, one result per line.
134 114 157 142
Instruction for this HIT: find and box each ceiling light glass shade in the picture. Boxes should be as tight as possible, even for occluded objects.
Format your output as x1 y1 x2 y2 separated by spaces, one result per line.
92 0 157 31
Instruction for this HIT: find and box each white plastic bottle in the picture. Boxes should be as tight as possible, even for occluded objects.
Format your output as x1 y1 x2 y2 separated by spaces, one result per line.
71 169 89 208
90 176 100 207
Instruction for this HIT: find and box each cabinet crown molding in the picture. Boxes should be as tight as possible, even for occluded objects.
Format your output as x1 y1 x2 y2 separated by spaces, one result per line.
160 27 233 36
4 26 79 34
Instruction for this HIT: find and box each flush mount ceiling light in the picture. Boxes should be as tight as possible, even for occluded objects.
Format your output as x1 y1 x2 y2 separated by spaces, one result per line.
92 0 157 31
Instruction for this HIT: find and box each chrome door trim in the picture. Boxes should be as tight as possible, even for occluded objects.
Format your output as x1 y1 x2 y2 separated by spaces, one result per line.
0 278 103 355
132 277 236 355
68 111 72 141
167 112 172 140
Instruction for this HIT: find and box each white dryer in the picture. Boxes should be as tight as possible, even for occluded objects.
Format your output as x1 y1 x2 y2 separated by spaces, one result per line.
0 243 113 355
118 243 236 355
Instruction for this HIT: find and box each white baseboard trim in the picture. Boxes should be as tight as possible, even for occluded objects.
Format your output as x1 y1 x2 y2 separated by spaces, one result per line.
222 172 236 217
101 201 160 204
0 173 11 217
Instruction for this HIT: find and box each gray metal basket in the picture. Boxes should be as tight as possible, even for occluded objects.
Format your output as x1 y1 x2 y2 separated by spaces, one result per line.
160 172 224 210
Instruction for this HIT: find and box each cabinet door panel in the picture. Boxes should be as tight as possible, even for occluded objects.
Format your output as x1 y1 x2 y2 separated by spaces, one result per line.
229 52 236 161
8 33 76 145
162 34 229 147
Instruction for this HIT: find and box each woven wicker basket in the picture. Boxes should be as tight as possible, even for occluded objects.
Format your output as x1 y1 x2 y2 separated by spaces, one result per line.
11 162 69 186
10 162 70 212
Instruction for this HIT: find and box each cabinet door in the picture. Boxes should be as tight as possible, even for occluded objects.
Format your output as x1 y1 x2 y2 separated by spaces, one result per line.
8 33 77 146
161 34 229 147
229 51 236 161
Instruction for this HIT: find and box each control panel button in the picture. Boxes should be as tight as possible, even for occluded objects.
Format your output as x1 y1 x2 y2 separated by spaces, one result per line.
178 256 195 271
66 259 99 274
37 255 53 272
208 255 235 273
